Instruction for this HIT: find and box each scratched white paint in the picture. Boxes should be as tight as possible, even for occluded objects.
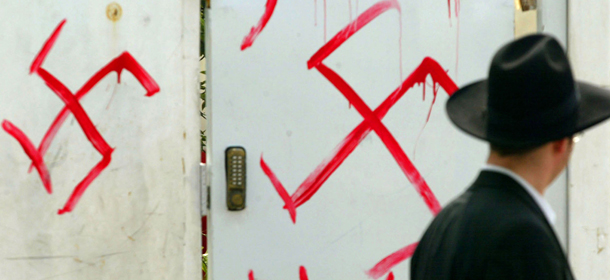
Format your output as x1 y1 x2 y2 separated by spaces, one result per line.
0 1 201 279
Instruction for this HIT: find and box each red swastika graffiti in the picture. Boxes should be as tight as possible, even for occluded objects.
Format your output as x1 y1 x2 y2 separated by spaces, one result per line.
2 19 160 215
258 0 458 278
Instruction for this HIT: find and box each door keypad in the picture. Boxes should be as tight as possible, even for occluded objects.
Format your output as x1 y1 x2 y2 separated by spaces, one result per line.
226 147 246 210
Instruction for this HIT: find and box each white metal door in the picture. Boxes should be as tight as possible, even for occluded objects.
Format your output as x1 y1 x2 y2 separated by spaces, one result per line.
207 0 566 279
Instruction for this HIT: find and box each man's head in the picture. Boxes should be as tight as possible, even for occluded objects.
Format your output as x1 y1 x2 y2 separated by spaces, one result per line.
488 136 575 190
445 34 610 191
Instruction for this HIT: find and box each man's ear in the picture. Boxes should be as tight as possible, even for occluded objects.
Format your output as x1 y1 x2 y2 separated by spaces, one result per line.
551 138 571 154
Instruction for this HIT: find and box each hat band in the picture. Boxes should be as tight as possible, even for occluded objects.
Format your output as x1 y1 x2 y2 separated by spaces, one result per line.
487 90 579 142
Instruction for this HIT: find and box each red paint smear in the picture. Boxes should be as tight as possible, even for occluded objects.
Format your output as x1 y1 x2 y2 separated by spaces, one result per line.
2 120 52 194
262 58 456 222
367 242 418 279
240 0 278 51
248 270 255 280
3 19 159 214
261 155 297 223
300 266 309 280
308 0 401 69
386 272 395 280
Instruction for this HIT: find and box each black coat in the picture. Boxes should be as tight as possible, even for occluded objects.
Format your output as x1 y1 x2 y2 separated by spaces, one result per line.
410 171 574 280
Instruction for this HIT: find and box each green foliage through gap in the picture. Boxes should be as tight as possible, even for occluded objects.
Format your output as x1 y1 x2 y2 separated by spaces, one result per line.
200 2 208 279
200 1 207 150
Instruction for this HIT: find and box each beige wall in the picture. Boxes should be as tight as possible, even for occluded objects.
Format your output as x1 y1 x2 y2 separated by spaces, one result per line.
569 1 610 279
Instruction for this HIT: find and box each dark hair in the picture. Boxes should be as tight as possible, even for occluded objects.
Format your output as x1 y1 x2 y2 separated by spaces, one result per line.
489 142 544 157
490 134 577 156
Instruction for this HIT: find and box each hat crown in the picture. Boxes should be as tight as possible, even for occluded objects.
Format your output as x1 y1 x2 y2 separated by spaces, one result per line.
485 34 579 144
488 35 576 119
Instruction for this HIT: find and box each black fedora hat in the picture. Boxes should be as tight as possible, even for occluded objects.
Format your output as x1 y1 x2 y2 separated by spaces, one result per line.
447 34 610 147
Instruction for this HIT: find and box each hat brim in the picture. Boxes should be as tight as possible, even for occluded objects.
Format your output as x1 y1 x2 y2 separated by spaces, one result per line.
446 80 610 145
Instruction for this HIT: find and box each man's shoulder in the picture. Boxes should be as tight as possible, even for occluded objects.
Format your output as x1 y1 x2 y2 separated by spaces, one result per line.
436 181 533 221
425 179 548 245
411 178 564 280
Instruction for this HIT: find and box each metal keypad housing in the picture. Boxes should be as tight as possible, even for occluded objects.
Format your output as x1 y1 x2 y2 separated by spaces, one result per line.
226 147 246 210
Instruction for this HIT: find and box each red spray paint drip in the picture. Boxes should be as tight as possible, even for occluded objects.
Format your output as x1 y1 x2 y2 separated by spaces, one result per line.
348 0 352 21
386 272 395 280
446 0 461 79
398 14 403 80
248 267 309 279
447 0 460 21
367 242 418 279
447 0 452 21
241 0 278 50
262 0 457 223
323 0 327 42
426 82 440 123
314 0 317 26
454 19 460 80
3 19 159 214
412 81 441 158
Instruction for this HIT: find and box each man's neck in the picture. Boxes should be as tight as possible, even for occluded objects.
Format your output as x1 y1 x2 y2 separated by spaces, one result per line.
486 156 550 195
